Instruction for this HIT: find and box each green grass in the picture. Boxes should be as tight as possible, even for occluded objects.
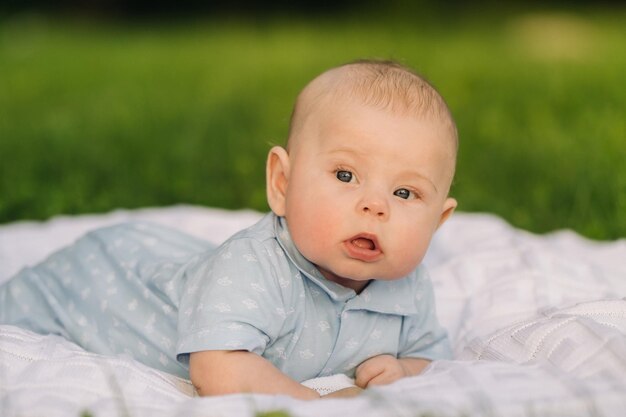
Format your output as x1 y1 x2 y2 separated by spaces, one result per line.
1 8 625 239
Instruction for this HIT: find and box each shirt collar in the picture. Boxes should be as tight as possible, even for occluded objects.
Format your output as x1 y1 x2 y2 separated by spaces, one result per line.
273 214 420 316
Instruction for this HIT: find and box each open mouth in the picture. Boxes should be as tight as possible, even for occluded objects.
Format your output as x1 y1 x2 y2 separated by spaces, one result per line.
344 233 382 262
351 237 376 250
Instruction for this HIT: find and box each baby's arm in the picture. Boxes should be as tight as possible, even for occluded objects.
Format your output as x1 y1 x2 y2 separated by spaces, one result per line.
354 355 430 388
190 350 320 400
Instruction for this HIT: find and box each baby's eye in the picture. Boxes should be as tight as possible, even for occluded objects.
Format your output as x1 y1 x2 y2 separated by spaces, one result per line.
336 170 354 183
393 188 415 200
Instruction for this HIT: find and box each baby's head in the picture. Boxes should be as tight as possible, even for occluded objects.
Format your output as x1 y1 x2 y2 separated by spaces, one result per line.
267 60 458 292
286 60 458 165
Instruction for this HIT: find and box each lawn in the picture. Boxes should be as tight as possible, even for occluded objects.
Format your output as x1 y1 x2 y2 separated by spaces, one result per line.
1 7 625 239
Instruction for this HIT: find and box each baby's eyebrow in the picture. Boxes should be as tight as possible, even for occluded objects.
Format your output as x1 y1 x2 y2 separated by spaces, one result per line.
393 166 437 192
323 147 440 189
321 147 365 158
324 149 440 193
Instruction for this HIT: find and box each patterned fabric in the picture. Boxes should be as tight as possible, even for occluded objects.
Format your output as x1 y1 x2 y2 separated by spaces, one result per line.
0 212 450 381
177 213 450 381
0 222 213 378
1 206 625 417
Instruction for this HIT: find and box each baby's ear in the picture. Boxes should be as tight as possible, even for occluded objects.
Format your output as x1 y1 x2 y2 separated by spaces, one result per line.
437 197 457 228
266 146 290 216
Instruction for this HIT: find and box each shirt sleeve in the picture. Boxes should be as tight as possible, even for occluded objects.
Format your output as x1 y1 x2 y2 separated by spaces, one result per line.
398 269 452 361
176 236 286 365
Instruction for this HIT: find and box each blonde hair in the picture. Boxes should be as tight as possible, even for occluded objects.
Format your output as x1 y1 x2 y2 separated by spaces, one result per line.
287 59 458 153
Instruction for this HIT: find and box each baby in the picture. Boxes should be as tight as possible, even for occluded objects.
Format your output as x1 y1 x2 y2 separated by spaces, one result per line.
0 59 458 400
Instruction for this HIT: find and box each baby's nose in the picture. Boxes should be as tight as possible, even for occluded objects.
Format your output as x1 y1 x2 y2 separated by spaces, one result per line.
359 197 389 220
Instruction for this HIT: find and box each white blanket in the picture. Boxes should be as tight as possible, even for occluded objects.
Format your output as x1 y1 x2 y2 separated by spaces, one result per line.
1 205 625 417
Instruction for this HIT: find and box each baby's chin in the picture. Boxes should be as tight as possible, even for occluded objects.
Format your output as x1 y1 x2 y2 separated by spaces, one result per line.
318 264 409 284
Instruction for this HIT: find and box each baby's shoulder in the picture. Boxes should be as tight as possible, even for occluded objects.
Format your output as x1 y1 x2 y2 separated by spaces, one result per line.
215 213 282 259
402 265 436 304
405 264 431 286
187 214 292 284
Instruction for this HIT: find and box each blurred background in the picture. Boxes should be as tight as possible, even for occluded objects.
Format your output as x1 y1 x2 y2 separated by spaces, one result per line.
0 1 624 239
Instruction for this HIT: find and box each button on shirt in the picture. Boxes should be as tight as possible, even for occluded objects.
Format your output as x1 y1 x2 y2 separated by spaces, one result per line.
177 213 451 382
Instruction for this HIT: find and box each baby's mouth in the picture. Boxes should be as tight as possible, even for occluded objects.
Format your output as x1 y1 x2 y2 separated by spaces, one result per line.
344 233 382 262
351 237 376 250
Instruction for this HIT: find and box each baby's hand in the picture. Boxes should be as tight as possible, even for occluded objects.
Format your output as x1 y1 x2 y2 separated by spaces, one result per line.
355 355 431 388
355 354 407 388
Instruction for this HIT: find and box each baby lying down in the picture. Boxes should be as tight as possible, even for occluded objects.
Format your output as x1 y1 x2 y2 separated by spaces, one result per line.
0 59 458 399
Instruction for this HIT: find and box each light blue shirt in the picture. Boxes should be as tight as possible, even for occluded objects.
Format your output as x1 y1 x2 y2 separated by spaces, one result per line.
177 213 451 381
0 213 450 382
0 221 212 379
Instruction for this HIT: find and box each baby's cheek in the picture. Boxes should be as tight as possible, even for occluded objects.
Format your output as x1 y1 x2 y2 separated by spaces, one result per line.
298 224 333 262
383 261 418 280
389 238 429 276
287 215 328 262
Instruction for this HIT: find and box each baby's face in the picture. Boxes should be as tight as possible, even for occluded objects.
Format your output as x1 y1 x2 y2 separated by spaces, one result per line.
282 100 457 292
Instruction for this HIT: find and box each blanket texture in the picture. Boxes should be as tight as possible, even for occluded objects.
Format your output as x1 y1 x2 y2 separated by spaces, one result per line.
1 205 625 417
